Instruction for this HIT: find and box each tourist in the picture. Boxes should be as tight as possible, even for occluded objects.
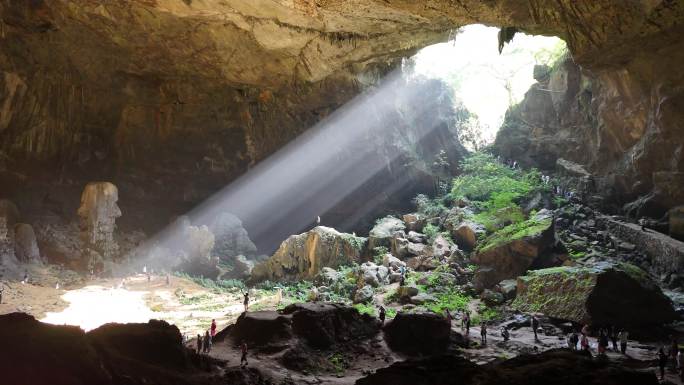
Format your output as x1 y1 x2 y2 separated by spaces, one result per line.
210 319 217 338
610 326 618 351
197 333 202 354
240 341 249 367
501 327 510 342
531 315 540 341
243 291 250 313
22 271 28 285
580 333 590 354
598 329 608 356
659 347 668 380
463 311 471 335
378 306 386 325
618 329 629 354
569 331 579 350
480 321 487 344
399 274 405 287
0 283 3 304
204 330 211 353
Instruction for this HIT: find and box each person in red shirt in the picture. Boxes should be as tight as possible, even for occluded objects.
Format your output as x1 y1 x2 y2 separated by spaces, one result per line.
210 319 217 338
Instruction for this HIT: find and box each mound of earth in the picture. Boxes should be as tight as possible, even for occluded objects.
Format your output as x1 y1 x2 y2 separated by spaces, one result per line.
0 313 218 385
513 262 676 327
383 312 455 355
356 349 657 385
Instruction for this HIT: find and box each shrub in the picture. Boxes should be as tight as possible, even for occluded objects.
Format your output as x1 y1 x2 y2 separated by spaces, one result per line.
353 303 377 317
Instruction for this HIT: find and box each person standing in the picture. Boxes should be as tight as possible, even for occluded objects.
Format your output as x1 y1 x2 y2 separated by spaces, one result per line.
480 321 487 344
378 306 386 326
243 291 249 313
610 326 618 351
463 311 471 335
0 283 4 304
659 347 669 381
197 334 203 354
531 315 540 341
204 330 211 353
618 329 629 354
240 341 249 367
210 319 217 338
581 333 590 354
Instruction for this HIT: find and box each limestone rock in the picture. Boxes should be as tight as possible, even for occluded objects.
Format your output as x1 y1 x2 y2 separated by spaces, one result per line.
480 289 504 306
77 182 121 270
250 226 364 282
407 242 426 256
396 286 419 301
407 255 439 271
354 285 374 304
314 267 342 287
409 293 437 305
497 279 518 300
402 213 426 232
359 262 389 287
451 221 483 251
472 211 555 290
513 263 676 327
407 231 426 244
382 254 406 271
429 234 453 259
368 216 406 252
384 312 451 355
13 223 40 264
223 254 254 280
208 212 257 260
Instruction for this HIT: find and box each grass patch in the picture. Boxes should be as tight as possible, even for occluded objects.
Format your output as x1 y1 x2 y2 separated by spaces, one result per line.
353 303 377 317
425 288 472 314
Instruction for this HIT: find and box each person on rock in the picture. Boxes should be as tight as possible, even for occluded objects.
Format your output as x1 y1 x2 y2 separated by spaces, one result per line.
243 291 250 313
618 329 629 354
204 330 212 353
378 306 386 325
609 326 618 351
480 321 487 344
659 347 669 380
210 319 217 338
197 333 203 354
531 315 540 341
501 327 510 342
569 331 579 350
240 341 249 368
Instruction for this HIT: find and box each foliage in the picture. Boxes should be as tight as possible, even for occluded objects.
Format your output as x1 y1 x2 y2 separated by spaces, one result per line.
353 303 377 317
413 194 447 217
425 288 472 314
341 233 366 251
423 223 440 242
533 40 568 67
472 305 501 324
385 308 397 318
478 216 552 252
283 281 314 303
328 353 347 376
179 293 212 305
373 246 388 265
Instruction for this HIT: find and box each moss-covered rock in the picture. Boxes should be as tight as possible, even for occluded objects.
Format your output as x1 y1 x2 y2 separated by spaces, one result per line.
471 210 555 290
513 262 676 327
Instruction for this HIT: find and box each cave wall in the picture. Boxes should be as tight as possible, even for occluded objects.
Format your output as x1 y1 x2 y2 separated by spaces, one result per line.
1 0 683 255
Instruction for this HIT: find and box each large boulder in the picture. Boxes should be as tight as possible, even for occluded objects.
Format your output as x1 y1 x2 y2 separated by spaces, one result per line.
451 221 485 251
368 216 406 252
383 312 451 355
513 262 676 327
358 261 389 287
14 223 40 264
250 226 365 282
222 254 254 280
472 210 555 290
207 212 257 260
228 311 294 348
429 234 454 258
353 285 375 304
402 213 426 232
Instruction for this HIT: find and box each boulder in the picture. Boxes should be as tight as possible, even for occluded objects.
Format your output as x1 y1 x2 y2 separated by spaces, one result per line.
282 303 379 348
77 182 121 270
407 231 427 244
13 223 40 263
429 234 453 258
250 226 365 282
359 261 389 287
513 262 676 327
472 210 555 290
207 212 257 260
407 255 439 271
314 267 342 286
228 311 293 348
392 235 410 259
354 285 374 304
409 293 437 305
451 221 484 251
223 254 254 280
368 216 406 251
407 242 426 256
396 286 419 301
480 289 504 306
383 312 451 355
402 213 425 232
382 254 406 271
497 279 518 300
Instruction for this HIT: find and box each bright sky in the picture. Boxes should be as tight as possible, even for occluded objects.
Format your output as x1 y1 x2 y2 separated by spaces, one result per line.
412 24 565 142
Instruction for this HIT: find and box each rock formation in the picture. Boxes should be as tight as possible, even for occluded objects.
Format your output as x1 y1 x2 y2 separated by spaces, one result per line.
77 182 121 271
250 226 365 282
207 212 257 260
513 262 676 327
13 223 40 263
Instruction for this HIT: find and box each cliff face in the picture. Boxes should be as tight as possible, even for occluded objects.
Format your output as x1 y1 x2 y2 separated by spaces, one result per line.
1 0 683 249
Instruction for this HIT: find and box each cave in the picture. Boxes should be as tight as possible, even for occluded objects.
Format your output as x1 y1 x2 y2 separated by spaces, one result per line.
1 1 684 384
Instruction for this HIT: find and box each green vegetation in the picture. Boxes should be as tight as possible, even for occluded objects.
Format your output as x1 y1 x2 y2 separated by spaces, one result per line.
328 353 347 376
353 303 377 317
477 216 552 253
422 223 440 241
341 233 366 251
173 271 245 292
385 308 397 318
425 288 472 314
413 193 447 217
179 293 212 305
372 246 388 265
